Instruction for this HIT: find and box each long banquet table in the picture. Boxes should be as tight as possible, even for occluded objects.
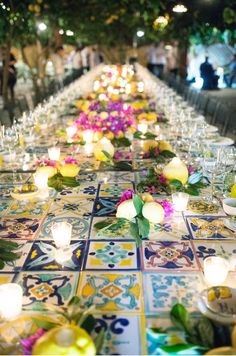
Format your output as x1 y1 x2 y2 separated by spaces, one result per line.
0 64 235 355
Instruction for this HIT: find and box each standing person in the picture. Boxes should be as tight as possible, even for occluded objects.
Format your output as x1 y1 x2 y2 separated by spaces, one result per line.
51 46 65 90
228 54 236 87
81 46 90 73
89 47 100 69
200 56 219 90
0 51 17 100
156 42 166 79
72 45 82 79
147 43 158 76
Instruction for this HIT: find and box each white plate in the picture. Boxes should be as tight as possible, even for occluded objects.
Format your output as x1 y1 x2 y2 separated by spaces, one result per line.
205 125 218 133
206 137 234 146
224 218 236 232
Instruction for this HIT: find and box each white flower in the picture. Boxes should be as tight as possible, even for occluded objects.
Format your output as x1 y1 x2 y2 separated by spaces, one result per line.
142 202 164 224
116 199 137 220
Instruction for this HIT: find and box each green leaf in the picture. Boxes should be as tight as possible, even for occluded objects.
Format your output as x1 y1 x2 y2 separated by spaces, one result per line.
94 330 105 354
114 161 132 171
101 150 112 161
112 137 131 147
134 131 142 139
155 156 165 164
170 304 193 335
188 172 202 185
68 296 80 306
137 216 150 238
184 186 199 196
33 318 58 331
0 239 19 250
145 132 157 139
0 260 5 270
129 221 142 247
169 179 183 189
94 220 114 230
65 140 85 146
160 150 176 158
0 251 19 261
195 317 214 348
81 314 96 334
133 194 144 215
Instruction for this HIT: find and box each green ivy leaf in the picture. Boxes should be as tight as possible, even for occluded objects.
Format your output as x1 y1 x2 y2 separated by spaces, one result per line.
169 179 183 189
114 161 132 171
134 131 142 139
155 156 165 164
133 194 144 215
160 150 176 158
137 216 150 238
170 304 193 335
101 150 113 161
184 186 199 196
145 132 157 139
94 220 114 230
112 137 131 147
33 318 58 331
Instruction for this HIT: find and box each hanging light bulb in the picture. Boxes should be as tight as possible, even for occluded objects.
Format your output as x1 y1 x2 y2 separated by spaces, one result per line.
153 15 169 30
172 4 188 13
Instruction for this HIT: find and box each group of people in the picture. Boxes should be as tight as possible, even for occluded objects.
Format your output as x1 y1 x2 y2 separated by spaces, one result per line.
51 45 103 89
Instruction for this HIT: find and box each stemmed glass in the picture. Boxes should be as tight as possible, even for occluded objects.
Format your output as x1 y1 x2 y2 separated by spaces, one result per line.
202 146 221 203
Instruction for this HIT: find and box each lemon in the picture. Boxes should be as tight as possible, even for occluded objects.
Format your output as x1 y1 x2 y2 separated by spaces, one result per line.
158 140 173 152
163 157 188 185
32 325 96 356
143 140 158 153
93 138 115 161
142 202 165 224
59 164 80 177
36 166 57 178
231 184 236 198
140 193 154 202
93 131 103 142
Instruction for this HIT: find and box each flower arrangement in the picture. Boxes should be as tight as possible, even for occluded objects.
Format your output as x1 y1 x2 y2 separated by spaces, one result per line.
95 190 173 246
137 159 209 196
16 296 104 355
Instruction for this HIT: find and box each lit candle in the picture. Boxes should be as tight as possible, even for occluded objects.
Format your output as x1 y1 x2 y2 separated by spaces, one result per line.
154 124 160 134
172 192 189 212
48 147 60 161
66 126 77 138
204 256 229 286
33 172 49 199
84 143 94 157
51 221 72 248
83 130 94 144
103 177 108 184
137 123 148 135
54 247 71 264
0 283 23 320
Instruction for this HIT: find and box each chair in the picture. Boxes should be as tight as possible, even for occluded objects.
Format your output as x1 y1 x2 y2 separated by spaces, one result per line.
196 93 209 114
205 98 218 123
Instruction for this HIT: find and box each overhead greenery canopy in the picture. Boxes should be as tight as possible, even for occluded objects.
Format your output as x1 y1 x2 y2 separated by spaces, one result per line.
0 0 235 47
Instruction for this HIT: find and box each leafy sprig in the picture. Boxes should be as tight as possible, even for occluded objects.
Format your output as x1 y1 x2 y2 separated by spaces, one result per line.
111 137 131 147
48 173 80 192
101 150 132 171
134 131 157 139
0 239 19 270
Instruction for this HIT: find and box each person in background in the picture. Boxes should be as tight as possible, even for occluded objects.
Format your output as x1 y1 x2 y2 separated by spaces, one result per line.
81 46 90 73
0 51 17 100
89 47 101 69
147 43 158 76
200 56 219 90
155 42 166 79
72 45 82 79
228 54 236 87
51 46 65 89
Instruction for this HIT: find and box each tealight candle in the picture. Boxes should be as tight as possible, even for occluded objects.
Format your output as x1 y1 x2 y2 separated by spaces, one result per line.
204 256 229 286
137 123 148 135
172 192 189 212
103 177 108 184
48 147 60 161
83 130 94 144
84 143 94 157
66 126 77 138
0 283 23 320
51 221 72 248
154 124 160 135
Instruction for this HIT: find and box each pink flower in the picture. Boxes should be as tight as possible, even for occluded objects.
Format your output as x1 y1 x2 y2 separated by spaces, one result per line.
158 173 167 184
155 199 174 218
148 186 156 194
21 328 45 355
188 166 195 175
35 160 56 167
63 157 78 165
114 151 123 160
116 190 134 207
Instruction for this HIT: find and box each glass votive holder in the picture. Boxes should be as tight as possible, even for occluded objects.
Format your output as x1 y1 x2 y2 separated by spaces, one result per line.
51 221 72 248
66 126 77 138
48 147 60 161
154 124 160 135
204 256 229 286
84 143 94 157
0 283 23 320
34 172 48 190
83 130 94 144
172 192 189 212
137 123 148 135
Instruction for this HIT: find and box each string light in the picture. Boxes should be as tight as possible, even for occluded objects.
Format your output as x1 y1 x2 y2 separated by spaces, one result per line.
66 30 74 36
137 30 145 37
38 22 47 31
172 4 188 13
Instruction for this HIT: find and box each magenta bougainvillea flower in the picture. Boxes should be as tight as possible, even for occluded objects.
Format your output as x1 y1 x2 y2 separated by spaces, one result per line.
35 159 57 167
21 328 45 355
63 157 78 165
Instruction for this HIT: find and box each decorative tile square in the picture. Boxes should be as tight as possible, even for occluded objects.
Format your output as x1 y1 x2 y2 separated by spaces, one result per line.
6 200 51 218
141 241 199 272
144 272 204 315
93 314 145 355
90 217 133 240
93 197 119 217
186 216 235 240
0 274 14 284
57 187 81 197
97 172 134 183
17 271 78 311
0 241 32 272
99 183 134 197
79 160 100 170
185 199 224 216
0 200 11 216
85 241 139 270
77 272 143 313
148 216 189 241
0 187 12 199
79 172 98 183
38 216 90 240
0 218 42 240
78 184 98 197
49 197 94 218
23 240 86 271
192 241 236 270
